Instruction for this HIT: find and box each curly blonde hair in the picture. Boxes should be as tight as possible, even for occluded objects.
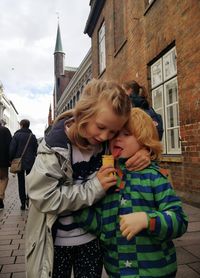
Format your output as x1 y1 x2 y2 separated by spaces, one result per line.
125 108 163 160
55 79 131 150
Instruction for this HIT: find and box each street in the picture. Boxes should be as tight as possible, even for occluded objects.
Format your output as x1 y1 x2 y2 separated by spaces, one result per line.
0 175 200 277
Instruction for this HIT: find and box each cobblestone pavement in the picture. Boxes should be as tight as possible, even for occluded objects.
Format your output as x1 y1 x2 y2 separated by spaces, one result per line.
0 175 200 277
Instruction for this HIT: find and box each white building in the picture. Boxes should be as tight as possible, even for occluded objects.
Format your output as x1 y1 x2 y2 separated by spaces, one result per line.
0 82 19 134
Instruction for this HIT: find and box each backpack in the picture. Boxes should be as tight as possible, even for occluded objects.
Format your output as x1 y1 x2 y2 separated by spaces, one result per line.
145 107 164 140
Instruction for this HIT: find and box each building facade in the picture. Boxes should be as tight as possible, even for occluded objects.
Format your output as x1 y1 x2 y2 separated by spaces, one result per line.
55 49 92 116
0 82 19 134
53 24 77 118
53 24 92 118
85 0 200 203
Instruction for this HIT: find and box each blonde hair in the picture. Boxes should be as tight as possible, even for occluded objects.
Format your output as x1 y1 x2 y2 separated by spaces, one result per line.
55 79 131 150
125 108 163 160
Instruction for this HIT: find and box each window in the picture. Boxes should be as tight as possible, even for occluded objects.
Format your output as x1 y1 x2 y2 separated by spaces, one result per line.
73 96 76 107
151 47 180 154
77 91 80 101
98 21 106 74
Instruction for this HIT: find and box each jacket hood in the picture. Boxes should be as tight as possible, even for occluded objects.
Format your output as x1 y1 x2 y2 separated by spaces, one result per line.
38 118 71 159
45 118 69 149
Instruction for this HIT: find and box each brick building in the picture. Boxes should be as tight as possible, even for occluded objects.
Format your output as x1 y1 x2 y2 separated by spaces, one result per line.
85 0 200 204
53 24 92 119
53 24 77 117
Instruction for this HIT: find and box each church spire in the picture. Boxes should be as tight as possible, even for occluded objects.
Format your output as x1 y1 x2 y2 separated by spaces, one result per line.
53 22 65 106
54 24 64 53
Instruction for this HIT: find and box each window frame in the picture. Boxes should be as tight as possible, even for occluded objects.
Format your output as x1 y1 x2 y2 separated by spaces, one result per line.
98 21 106 74
150 47 181 155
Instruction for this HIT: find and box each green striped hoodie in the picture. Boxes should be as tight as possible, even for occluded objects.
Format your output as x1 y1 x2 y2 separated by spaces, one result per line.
75 161 188 277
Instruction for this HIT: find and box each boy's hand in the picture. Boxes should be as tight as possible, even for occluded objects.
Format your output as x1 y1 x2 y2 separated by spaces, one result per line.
97 166 117 191
126 148 150 171
120 212 148 240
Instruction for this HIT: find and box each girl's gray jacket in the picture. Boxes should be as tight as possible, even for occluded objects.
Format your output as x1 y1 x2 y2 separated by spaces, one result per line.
25 126 105 278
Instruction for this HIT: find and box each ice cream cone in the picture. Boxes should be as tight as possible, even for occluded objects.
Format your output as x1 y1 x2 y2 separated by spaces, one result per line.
102 155 115 176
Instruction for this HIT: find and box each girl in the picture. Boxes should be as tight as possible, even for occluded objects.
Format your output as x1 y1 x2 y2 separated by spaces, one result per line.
76 108 188 278
25 80 149 278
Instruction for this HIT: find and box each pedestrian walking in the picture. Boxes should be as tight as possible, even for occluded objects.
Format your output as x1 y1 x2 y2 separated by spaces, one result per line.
25 79 150 278
9 119 38 210
0 119 12 210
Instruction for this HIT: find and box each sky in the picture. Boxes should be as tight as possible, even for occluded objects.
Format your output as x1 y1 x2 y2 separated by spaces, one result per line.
0 0 91 138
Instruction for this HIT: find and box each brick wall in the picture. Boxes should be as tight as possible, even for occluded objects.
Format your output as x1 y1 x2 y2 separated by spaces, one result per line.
89 0 200 202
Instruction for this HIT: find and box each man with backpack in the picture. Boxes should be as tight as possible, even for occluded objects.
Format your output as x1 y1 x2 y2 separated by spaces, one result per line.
9 119 38 210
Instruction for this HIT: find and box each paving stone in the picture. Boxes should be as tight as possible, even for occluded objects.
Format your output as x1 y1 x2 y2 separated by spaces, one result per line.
0 257 15 265
12 250 24 256
0 251 12 258
175 232 200 247
15 256 25 264
189 262 200 273
182 204 200 215
0 273 10 278
0 231 19 236
11 239 25 245
0 241 11 246
12 272 26 278
176 264 200 278
184 244 200 259
188 222 200 232
176 247 199 264
188 214 200 222
0 245 19 251
1 264 25 273
0 235 21 241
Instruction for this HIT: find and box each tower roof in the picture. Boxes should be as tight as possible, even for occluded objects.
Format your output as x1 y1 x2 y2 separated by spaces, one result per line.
54 24 64 53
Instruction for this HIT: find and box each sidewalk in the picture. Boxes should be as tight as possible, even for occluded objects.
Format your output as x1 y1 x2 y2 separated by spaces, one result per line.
0 175 200 278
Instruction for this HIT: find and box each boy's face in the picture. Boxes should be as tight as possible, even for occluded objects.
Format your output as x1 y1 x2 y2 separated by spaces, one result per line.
110 128 141 158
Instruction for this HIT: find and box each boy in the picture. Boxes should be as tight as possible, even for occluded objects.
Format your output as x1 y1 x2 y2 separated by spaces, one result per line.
75 108 188 278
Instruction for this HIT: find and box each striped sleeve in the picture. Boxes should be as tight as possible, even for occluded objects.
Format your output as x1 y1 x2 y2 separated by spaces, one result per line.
74 202 102 236
146 170 188 241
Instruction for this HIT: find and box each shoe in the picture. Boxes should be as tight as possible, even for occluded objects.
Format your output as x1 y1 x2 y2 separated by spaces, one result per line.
0 199 4 210
21 204 25 210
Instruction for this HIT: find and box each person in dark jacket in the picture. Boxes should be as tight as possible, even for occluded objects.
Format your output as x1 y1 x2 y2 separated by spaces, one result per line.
9 119 38 210
0 119 12 210
122 80 164 140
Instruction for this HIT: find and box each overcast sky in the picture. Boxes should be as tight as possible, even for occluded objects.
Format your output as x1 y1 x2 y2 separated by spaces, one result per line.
0 0 91 138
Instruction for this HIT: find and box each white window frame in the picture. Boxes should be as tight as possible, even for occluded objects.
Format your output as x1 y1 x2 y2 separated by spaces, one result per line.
98 21 106 74
151 47 181 154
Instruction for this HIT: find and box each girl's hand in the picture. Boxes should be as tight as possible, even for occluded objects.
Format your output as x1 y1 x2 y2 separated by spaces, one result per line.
126 148 150 171
97 166 117 191
120 212 148 240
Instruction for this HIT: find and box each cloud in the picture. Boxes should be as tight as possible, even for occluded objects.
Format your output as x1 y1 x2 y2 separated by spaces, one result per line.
0 0 91 138
7 89 52 138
